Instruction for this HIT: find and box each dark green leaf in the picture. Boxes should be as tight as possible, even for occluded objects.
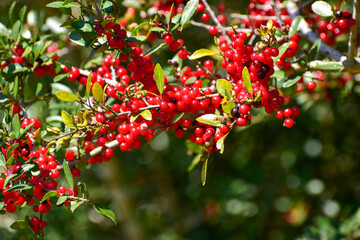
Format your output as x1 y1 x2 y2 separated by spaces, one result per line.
0 152 5 167
9 2 16 25
273 42 291 63
5 184 32 192
188 154 201 172
41 191 58 203
181 0 199 26
185 139 204 154
86 71 92 99
154 64 165 95
171 112 184 125
93 204 117 224
69 31 86 47
166 3 175 24
6 143 19 160
10 220 28 230
17 122 34 139
78 182 89 198
144 43 167 57
32 41 43 59
242 67 253 95
63 160 74 189
307 39 321 62
19 6 27 24
12 114 20 137
10 20 21 41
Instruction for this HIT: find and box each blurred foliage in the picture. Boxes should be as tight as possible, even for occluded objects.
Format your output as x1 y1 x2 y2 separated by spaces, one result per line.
1 0 360 240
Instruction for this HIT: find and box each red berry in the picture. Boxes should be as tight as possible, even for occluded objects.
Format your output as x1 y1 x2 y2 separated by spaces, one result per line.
283 118 294 128
65 150 75 161
209 26 218 35
307 81 317 90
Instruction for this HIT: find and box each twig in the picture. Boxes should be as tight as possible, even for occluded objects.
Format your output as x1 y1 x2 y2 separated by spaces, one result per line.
270 0 286 29
230 13 292 20
286 1 345 61
190 20 252 32
201 0 233 46
347 0 359 62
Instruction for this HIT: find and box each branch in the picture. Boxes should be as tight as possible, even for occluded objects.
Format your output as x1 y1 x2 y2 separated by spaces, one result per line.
201 0 233 46
190 20 252 32
348 0 359 62
230 13 292 20
270 0 286 29
286 1 345 61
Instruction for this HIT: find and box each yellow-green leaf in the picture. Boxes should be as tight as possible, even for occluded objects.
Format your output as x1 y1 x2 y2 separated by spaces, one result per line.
61 110 74 128
221 98 236 116
154 64 165 95
242 67 253 95
86 71 92 99
55 91 78 102
92 82 105 103
216 132 229 154
201 158 208 186
141 110 152 121
189 49 217 60
196 114 223 127
216 79 233 99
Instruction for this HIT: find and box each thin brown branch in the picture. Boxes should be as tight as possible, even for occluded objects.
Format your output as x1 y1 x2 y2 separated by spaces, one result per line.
270 0 286 29
348 0 359 62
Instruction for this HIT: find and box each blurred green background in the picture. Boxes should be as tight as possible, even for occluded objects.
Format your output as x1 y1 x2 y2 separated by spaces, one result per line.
1 0 360 239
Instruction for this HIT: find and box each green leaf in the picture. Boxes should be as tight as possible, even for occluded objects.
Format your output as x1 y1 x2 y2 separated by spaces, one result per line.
0 152 5 167
222 99 236 115
12 114 20 137
86 71 92 99
41 191 58 203
166 3 175 24
57 196 68 205
22 46 32 58
339 0 347 11
10 220 28 230
121 0 141 9
69 31 86 47
188 49 217 60
307 39 321 62
216 79 233 99
185 139 204 153
271 70 286 80
70 201 83 213
273 42 291 63
61 111 74 128
5 184 32 192
55 91 78 102
188 153 201 172
144 43 167 57
54 73 69 82
313 62 344 70
6 143 19 160
19 6 27 24
17 122 34 139
93 204 117 224
196 114 223 127
201 158 208 186
63 160 74 189
32 41 43 59
131 22 149 35
185 76 198 85
10 20 21 42
242 67 253 95
181 0 199 26
8 2 16 25
216 133 229 154
289 16 302 38
92 82 105 103
46 1 77 8
78 182 89 198
282 73 303 88
311 1 333 17
154 64 165 95
171 112 184 125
